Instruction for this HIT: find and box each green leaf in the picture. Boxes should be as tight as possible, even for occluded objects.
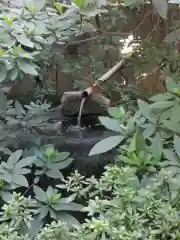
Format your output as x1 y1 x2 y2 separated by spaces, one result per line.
137 99 157 123
117 155 136 166
46 186 55 198
89 135 125 156
47 158 73 170
98 117 122 132
7 150 23 168
13 168 31 175
17 60 38 76
152 0 167 18
80 5 107 17
163 120 180 134
82 22 96 33
12 174 29 187
46 36 56 45
171 105 180 122
55 152 70 162
55 212 80 225
164 28 180 42
60 193 76 204
0 191 12 202
174 135 180 158
9 67 19 81
150 101 174 113
28 216 44 239
159 109 172 122
163 149 179 162
33 185 47 203
151 133 163 162
73 0 84 7
38 206 49 220
134 129 147 155
143 124 156 138
46 169 63 179
1 173 11 183
51 202 84 211
14 156 36 169
0 63 7 82
108 106 125 119
0 89 6 113
15 100 26 115
165 76 177 91
150 92 173 102
15 34 34 48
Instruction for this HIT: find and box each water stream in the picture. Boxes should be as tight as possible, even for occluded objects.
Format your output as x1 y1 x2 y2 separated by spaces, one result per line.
67 97 86 138
77 97 86 128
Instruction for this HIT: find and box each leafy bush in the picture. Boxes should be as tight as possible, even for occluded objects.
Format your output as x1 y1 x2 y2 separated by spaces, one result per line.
0 166 180 239
0 0 180 239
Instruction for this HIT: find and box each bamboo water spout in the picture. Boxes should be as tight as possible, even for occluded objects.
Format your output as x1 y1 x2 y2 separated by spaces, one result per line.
60 89 110 116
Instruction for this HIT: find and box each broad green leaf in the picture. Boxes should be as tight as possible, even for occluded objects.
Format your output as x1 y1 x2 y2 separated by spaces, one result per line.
174 135 180 158
1 191 12 202
46 186 55 198
164 28 180 42
55 212 80 225
117 155 137 166
51 202 84 211
159 109 172 122
12 174 29 187
13 168 31 175
143 124 156 138
159 129 173 139
165 76 177 91
46 36 56 45
49 209 56 219
28 216 43 239
135 129 147 155
80 5 108 17
82 22 96 33
152 0 167 18
34 0 46 12
128 132 136 152
98 117 122 132
0 63 7 82
17 60 38 76
15 100 26 115
150 92 173 102
163 149 179 162
54 1 64 12
7 150 23 168
60 193 76 204
108 106 125 119
33 185 47 203
16 34 34 48
73 0 84 7
9 67 19 81
14 156 36 169
46 169 63 179
38 206 49 219
163 120 180 133
55 152 70 162
47 158 73 170
1 173 11 183
0 89 6 113
89 135 125 156
137 99 157 123
150 101 174 113
171 105 180 122
151 133 163 162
